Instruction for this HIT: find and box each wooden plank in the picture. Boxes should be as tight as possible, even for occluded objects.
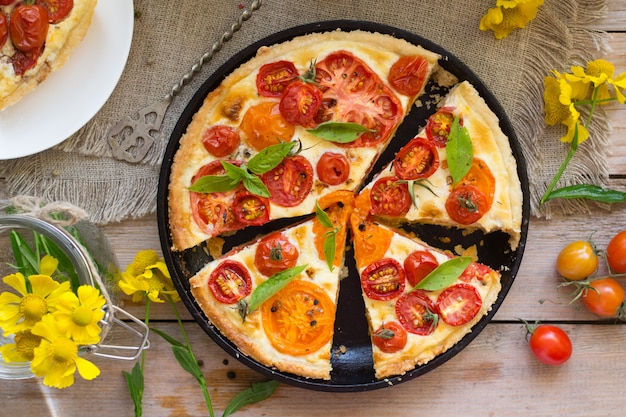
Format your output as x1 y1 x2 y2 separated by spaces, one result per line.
606 33 626 175
597 0 626 32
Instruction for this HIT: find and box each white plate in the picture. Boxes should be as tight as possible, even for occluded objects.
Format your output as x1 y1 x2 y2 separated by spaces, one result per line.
0 0 134 160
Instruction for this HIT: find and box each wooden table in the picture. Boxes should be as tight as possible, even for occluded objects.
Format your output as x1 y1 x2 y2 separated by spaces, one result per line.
2 4 626 416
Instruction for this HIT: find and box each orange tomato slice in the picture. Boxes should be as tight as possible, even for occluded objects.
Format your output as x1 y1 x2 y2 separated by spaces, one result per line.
313 190 354 267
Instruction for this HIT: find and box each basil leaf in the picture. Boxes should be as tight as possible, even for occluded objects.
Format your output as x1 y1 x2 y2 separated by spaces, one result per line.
247 264 308 313
544 184 626 204
188 174 240 193
221 161 248 180
446 116 473 187
323 231 337 272
242 176 271 198
247 141 296 175
315 202 334 228
414 257 473 291
222 380 280 417
307 121 373 143
172 345 204 383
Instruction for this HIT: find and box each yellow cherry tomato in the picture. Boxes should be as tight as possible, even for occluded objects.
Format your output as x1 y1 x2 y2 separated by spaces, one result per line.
556 240 598 281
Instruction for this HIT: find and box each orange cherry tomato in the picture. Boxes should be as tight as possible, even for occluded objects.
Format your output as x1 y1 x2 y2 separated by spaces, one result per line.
556 240 598 280
254 232 299 277
388 55 429 96
36 0 73 24
445 184 489 225
9 3 49 52
581 277 625 317
240 101 295 151
459 158 496 209
201 125 240 157
393 136 439 180
372 321 407 354
316 152 350 186
350 213 393 268
261 280 335 356
606 230 626 274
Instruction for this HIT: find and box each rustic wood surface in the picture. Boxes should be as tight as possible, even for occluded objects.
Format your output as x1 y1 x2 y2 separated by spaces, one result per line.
2 4 626 416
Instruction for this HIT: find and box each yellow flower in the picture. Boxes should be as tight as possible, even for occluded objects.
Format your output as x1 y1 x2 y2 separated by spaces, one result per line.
0 273 71 336
118 250 179 303
612 72 626 104
54 285 105 345
566 59 615 102
480 0 544 39
543 74 589 144
0 330 42 362
30 314 100 389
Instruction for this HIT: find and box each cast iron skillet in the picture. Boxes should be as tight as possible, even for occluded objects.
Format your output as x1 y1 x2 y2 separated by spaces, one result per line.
157 20 530 392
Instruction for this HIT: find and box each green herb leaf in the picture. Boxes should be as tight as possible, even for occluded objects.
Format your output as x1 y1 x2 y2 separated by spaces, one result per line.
247 141 296 175
122 362 144 417
222 380 280 417
414 257 473 291
150 327 185 347
323 231 337 272
446 116 473 187
307 121 373 143
315 202 334 228
247 264 308 313
544 184 626 204
242 176 271 198
188 174 240 193
172 345 204 384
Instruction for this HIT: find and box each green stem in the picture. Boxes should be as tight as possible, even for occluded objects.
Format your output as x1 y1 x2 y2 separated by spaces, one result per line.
540 138 577 206
141 299 151 372
166 295 214 417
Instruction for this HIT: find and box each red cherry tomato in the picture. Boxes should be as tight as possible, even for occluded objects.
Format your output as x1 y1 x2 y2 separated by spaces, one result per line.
0 0 16 5
528 324 572 366
316 152 350 186
0 13 8 48
314 51 402 147
396 290 438 335
232 191 269 227
459 158 496 209
261 155 313 207
360 258 406 301
201 125 240 157
11 47 41 76
279 80 323 127
254 232 299 277
388 55 429 96
36 0 73 24
369 176 411 217
403 250 438 287
581 277 626 317
426 107 457 148
256 60 298 97
445 184 489 225
393 136 439 180
9 3 49 52
459 261 493 283
208 260 252 304
371 321 407 353
556 240 598 281
606 230 626 274
436 283 482 326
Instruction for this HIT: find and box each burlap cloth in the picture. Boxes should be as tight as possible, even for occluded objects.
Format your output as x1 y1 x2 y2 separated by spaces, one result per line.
0 0 611 224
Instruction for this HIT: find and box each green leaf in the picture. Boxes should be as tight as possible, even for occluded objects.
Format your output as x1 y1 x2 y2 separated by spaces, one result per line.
122 362 144 417
222 380 279 417
221 161 248 180
247 141 295 175
315 202 334 228
188 174 240 193
446 116 473 187
414 257 473 291
307 121 373 143
242 176 271 198
247 264 308 313
544 184 626 204
9 230 38 278
172 345 204 383
323 232 336 272
150 327 184 347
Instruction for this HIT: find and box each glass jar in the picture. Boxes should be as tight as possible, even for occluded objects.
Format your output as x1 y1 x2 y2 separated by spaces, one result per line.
0 203 149 380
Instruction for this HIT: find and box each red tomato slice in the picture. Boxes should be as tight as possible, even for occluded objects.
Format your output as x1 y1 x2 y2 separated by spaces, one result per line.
201 125 240 157
36 0 73 24
254 232 299 277
393 136 439 180
0 0 16 5
0 13 7 48
256 60 298 97
395 290 438 336
459 158 496 209
279 80 323 127
369 176 411 217
372 321 408 353
190 160 243 235
404 250 439 287
314 51 403 147
208 260 252 304
426 107 457 148
388 56 429 96
9 3 49 52
232 191 269 227
11 47 41 76
445 184 489 225
437 283 482 326
261 155 313 207
316 152 350 186
360 258 405 301
459 262 492 283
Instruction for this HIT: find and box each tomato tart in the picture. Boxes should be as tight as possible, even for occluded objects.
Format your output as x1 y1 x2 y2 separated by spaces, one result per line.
0 0 98 111
167 29 441 251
